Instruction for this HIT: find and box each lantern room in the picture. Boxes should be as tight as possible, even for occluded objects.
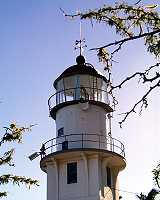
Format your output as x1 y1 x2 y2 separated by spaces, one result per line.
48 55 113 119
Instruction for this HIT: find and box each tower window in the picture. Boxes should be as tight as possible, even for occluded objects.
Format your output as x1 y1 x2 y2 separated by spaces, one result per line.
106 167 111 187
58 127 64 137
67 162 77 184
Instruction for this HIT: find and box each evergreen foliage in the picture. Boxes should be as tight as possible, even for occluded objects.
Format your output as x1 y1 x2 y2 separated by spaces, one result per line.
0 123 39 198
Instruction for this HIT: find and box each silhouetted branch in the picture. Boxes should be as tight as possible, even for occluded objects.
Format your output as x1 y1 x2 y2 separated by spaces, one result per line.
110 42 124 61
119 80 160 127
0 191 7 198
110 72 143 91
135 0 143 5
0 149 15 167
60 8 80 19
90 29 160 51
110 62 160 91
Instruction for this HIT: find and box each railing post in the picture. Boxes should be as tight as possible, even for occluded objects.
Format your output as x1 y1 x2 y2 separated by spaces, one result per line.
56 93 58 105
51 139 53 153
99 135 100 149
121 143 123 156
40 144 46 158
112 139 114 152
109 136 112 151
82 133 83 148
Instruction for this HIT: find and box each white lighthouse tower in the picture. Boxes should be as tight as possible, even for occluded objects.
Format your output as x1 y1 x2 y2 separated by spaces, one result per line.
40 55 126 200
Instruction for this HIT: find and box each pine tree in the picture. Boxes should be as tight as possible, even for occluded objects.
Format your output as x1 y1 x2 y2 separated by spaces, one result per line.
0 123 39 198
136 162 160 199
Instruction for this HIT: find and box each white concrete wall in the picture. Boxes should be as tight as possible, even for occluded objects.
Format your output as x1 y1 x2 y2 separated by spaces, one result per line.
46 154 120 200
55 103 107 150
88 156 100 196
47 163 58 200
59 158 86 200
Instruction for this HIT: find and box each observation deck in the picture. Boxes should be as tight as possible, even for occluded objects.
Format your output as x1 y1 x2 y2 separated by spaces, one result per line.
40 133 125 159
48 87 113 119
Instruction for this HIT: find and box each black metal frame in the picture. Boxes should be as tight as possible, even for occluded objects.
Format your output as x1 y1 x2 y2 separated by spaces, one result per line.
40 133 125 158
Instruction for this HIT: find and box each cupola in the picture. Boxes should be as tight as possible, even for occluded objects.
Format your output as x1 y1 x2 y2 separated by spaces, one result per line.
48 55 113 119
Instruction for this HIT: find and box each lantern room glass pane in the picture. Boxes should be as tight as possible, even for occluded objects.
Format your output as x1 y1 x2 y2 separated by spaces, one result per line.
55 74 109 104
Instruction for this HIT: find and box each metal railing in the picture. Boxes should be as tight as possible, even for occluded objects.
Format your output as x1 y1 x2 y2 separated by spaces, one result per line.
48 87 110 111
40 133 125 158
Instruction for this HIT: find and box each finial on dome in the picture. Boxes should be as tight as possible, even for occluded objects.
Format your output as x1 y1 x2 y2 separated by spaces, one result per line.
76 55 85 65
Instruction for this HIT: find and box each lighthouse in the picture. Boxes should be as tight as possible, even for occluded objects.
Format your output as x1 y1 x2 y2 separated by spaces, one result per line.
40 55 126 200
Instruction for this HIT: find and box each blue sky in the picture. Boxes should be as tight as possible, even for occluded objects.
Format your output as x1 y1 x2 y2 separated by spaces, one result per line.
0 0 160 200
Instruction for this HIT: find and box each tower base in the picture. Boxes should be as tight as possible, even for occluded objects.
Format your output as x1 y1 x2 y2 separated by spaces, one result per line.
40 149 126 200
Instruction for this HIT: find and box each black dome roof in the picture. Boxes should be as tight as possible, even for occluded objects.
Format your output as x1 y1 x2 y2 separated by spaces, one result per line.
54 58 108 89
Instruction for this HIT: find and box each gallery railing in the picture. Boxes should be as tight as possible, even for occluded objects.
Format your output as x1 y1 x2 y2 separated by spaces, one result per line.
48 87 110 110
40 133 125 158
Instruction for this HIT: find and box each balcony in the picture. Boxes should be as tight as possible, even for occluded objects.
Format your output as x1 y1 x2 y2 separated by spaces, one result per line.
40 133 125 159
48 87 113 118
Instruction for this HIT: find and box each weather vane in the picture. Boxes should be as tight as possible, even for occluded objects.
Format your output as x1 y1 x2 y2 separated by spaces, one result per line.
74 20 87 55
59 8 87 55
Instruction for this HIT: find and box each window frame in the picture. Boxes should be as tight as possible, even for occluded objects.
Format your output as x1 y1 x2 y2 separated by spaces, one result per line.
106 167 112 188
67 162 77 184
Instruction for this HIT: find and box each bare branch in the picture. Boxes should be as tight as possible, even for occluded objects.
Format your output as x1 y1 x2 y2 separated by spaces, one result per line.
59 8 80 19
119 80 160 127
90 29 160 51
110 62 160 91
145 62 160 74
110 72 143 91
134 0 143 5
110 42 124 62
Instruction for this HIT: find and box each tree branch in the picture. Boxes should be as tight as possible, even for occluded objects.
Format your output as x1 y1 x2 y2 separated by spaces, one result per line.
119 80 160 127
0 192 7 198
0 149 14 167
134 0 143 5
0 124 37 146
110 62 160 91
152 163 160 189
90 29 160 50
0 174 39 188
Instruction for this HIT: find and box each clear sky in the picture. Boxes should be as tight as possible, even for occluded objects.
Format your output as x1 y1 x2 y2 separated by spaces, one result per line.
0 0 160 200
